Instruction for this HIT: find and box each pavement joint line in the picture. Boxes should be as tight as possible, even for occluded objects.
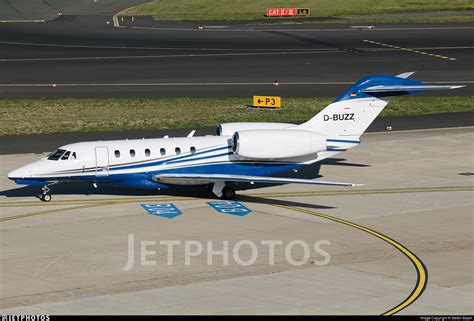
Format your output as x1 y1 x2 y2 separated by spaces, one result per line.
0 20 45 23
364 125 474 134
0 81 472 87
363 39 457 61
122 25 474 32
0 40 339 51
1 186 472 208
273 204 427 315
0 40 471 52
0 50 348 62
0 45 472 62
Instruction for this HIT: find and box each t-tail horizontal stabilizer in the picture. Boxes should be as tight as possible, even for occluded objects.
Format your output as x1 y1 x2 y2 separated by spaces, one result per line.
364 71 465 95
362 84 464 93
296 72 465 139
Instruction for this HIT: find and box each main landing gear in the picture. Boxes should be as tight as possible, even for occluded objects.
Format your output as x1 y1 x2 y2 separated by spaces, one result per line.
222 186 236 200
38 185 52 202
211 182 236 200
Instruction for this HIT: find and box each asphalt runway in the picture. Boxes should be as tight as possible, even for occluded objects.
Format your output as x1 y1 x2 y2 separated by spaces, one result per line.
0 16 473 98
1 127 472 314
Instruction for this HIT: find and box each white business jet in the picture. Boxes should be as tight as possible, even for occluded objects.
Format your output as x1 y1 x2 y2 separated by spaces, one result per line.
8 73 462 201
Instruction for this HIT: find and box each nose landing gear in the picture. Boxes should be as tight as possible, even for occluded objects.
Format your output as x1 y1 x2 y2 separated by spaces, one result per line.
38 185 52 202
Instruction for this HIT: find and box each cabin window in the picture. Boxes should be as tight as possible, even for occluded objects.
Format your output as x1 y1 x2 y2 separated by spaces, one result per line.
61 151 71 160
145 148 151 157
160 148 166 156
130 149 136 157
114 150 120 158
175 147 181 155
47 149 66 161
190 146 196 154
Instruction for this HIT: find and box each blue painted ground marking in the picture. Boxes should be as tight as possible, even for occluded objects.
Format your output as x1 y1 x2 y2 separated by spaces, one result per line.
141 203 182 219
207 201 252 216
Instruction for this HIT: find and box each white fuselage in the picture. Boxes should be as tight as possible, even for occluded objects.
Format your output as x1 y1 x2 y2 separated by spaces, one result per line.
8 133 356 185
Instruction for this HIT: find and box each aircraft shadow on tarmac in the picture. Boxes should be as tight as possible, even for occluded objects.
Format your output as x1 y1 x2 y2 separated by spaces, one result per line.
0 159 368 209
321 158 370 168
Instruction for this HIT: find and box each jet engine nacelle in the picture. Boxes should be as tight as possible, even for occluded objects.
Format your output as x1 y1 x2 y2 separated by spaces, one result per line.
232 129 327 159
217 122 294 136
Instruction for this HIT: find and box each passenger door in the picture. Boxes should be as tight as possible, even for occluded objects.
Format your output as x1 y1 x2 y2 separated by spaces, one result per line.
95 146 109 176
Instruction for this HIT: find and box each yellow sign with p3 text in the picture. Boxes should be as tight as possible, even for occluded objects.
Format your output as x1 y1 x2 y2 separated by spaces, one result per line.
253 96 281 108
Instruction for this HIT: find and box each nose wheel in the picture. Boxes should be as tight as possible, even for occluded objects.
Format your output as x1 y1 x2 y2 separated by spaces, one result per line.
39 193 52 202
38 185 52 202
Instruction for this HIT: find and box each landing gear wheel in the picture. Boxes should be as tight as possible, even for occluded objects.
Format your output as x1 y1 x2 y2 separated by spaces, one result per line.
39 185 52 202
222 186 236 200
40 194 52 202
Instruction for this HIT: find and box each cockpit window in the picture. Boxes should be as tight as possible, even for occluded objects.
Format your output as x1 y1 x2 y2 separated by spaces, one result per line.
61 151 71 160
47 149 66 161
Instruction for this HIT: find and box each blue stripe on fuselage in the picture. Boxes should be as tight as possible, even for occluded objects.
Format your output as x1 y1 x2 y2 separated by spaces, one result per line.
52 145 231 175
102 145 231 172
22 162 304 189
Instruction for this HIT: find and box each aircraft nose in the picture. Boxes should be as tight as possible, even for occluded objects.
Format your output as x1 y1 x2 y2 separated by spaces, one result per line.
8 167 29 180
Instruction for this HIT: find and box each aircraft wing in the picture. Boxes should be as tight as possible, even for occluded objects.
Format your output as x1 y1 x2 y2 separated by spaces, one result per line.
153 173 361 187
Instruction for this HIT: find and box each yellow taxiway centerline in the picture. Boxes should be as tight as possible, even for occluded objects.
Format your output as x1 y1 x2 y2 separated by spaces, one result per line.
0 185 440 314
1 185 472 208
363 39 458 61
0 201 119 222
275 204 427 316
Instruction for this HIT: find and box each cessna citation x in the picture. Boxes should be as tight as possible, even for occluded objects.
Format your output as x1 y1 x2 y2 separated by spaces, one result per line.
8 73 462 201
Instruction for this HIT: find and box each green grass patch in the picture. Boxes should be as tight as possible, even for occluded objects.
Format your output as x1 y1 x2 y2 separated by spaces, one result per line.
0 96 472 136
122 0 474 21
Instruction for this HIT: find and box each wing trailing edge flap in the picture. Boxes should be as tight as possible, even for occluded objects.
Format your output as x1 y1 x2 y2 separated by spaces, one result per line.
153 173 361 187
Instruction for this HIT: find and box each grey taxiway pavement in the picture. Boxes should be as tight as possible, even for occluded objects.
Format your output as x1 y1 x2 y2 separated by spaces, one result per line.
0 126 473 315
